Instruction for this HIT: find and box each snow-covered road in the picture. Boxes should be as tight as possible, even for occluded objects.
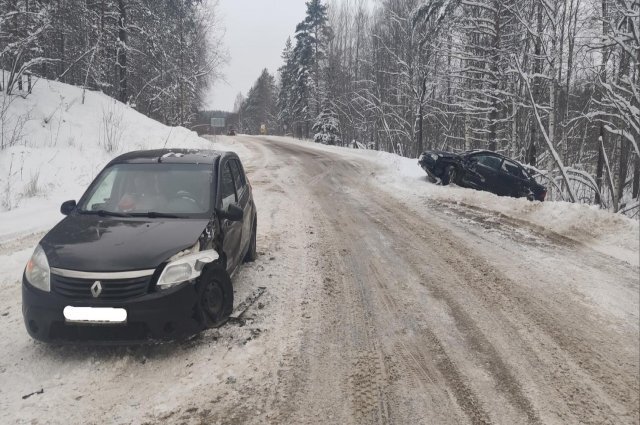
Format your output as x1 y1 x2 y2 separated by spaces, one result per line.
0 135 638 424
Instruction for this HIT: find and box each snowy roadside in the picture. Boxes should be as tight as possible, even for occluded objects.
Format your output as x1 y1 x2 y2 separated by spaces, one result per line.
262 136 640 266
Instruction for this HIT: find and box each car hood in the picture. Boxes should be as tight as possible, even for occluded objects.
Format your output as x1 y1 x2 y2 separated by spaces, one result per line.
41 215 210 272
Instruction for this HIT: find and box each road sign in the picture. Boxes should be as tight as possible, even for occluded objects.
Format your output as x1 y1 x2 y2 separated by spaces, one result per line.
211 117 226 128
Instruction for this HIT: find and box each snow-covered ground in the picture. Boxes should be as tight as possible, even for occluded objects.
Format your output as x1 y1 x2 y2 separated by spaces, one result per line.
264 136 639 266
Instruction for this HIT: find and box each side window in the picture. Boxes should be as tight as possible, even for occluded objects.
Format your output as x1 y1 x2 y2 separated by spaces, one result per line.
502 160 527 179
475 155 502 171
229 160 246 196
220 162 237 209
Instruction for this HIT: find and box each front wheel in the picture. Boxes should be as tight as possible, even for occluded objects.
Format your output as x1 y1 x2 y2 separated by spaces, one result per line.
443 166 457 185
199 266 233 328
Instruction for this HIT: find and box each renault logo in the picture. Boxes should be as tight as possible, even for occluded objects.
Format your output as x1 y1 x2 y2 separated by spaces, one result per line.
90 281 103 298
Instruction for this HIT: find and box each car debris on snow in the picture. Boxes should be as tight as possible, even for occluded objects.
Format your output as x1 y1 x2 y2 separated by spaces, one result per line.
229 287 267 321
21 388 44 400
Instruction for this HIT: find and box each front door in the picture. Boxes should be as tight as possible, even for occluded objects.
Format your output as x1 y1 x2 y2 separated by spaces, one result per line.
466 154 503 193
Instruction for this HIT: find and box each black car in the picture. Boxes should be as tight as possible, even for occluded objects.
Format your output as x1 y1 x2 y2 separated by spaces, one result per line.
418 149 547 201
227 128 236 136
22 149 257 343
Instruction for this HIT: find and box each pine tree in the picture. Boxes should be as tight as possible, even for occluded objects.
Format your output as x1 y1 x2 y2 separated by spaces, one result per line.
277 37 296 136
238 69 277 134
313 100 341 145
291 0 333 138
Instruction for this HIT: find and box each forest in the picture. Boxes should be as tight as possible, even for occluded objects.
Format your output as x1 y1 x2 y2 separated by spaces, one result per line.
236 0 639 214
0 0 224 126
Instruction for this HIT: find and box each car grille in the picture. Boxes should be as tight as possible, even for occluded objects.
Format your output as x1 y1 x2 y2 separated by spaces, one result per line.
51 274 151 300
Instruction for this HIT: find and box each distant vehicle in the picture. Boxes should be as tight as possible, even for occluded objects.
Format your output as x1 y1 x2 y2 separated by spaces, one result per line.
418 149 547 201
227 128 236 136
22 149 257 343
260 124 267 135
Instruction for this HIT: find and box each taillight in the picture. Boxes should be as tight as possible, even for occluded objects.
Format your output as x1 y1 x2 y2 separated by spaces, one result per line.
539 190 547 202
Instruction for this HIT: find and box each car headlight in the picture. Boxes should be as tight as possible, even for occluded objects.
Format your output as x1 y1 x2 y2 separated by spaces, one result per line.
156 250 219 290
429 153 439 161
25 245 50 292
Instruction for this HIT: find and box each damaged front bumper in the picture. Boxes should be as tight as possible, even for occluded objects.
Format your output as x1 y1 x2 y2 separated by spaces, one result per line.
418 157 442 183
22 276 203 344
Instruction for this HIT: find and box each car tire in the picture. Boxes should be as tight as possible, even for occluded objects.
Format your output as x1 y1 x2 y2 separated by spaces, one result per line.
243 216 257 263
443 166 457 185
199 265 233 328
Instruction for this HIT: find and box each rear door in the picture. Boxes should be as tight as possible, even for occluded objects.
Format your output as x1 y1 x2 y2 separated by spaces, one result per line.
229 159 254 256
218 160 243 275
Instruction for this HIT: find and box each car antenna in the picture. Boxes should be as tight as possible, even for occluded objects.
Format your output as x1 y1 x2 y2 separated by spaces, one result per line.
158 128 175 163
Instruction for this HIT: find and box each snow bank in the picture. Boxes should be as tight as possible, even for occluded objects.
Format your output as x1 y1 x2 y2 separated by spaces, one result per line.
0 77 233 241
264 136 639 266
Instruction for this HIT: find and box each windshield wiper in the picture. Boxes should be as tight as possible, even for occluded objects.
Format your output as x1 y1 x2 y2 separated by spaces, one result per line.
129 212 182 218
78 209 132 217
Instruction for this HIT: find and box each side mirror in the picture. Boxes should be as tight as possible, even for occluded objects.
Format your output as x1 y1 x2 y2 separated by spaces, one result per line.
60 200 77 215
218 203 244 222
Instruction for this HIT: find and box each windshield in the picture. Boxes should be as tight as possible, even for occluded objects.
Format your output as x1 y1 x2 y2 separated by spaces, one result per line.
78 163 213 218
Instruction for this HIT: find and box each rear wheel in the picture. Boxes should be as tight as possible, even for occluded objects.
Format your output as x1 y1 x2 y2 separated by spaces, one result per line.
443 166 457 185
244 216 257 263
199 266 233 328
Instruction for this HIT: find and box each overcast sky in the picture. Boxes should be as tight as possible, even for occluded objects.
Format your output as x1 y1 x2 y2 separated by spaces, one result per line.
205 0 309 111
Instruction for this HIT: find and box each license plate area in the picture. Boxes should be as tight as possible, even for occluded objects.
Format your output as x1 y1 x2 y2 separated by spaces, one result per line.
63 306 127 324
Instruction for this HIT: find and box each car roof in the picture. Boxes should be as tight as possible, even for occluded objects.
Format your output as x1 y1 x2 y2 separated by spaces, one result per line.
108 149 234 165
464 149 505 157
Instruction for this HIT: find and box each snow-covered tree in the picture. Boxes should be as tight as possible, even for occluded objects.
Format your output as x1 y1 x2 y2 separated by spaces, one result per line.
0 0 52 95
238 69 277 135
277 37 298 136
312 101 341 145
233 92 245 113
0 0 225 127
592 0 639 210
291 0 333 138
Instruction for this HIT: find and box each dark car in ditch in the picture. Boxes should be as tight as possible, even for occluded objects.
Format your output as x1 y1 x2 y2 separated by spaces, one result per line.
418 150 547 201
22 149 257 343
